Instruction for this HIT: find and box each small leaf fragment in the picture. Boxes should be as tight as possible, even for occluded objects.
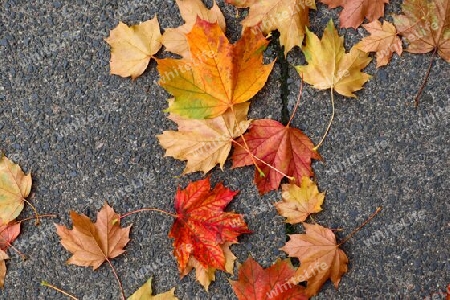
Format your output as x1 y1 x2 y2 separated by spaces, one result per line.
0 219 20 251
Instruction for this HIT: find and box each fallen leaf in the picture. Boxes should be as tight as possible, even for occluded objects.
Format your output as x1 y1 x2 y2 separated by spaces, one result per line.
355 20 403 68
162 0 225 58
169 178 250 288
321 0 389 28
0 155 32 223
128 278 177 300
393 0 450 62
0 220 20 251
230 256 307 300
281 223 348 297
232 119 321 194
157 103 251 175
106 18 162 79
0 250 8 288
296 20 372 97
226 0 316 55
275 177 325 224
157 18 274 119
55 203 131 269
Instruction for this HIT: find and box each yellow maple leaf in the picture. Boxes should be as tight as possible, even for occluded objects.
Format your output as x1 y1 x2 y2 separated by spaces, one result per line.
226 0 316 55
128 278 177 300
275 177 325 224
296 20 372 97
157 102 251 174
355 20 403 68
162 0 225 58
106 18 162 79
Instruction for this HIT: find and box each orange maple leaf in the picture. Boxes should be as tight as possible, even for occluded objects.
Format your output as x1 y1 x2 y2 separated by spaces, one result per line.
55 203 131 269
232 119 321 194
355 20 403 68
230 257 307 300
169 178 250 286
393 0 450 62
281 223 348 297
321 0 389 28
157 18 274 119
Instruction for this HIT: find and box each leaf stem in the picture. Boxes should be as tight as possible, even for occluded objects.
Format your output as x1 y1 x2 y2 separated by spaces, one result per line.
41 281 79 300
119 208 177 220
338 206 382 246
106 258 126 300
313 87 335 151
23 198 40 225
287 77 304 128
16 214 57 224
414 47 438 107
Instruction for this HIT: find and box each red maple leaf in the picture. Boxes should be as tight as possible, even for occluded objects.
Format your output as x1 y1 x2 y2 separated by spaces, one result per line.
230 257 308 300
169 178 251 275
232 119 321 194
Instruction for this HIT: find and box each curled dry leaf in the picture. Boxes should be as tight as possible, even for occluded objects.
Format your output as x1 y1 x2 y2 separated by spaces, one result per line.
162 0 225 58
355 20 403 68
281 223 348 297
275 177 325 224
0 250 8 288
128 278 177 300
157 18 274 119
230 256 307 300
226 0 316 55
0 155 32 223
321 0 389 29
296 20 372 97
55 203 131 269
232 119 321 194
393 0 450 62
106 18 162 79
169 178 250 289
157 103 251 175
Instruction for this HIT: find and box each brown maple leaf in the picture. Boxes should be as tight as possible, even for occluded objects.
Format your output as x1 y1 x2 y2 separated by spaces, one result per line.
355 20 403 68
232 119 321 194
230 256 307 300
0 220 20 251
157 18 274 119
393 0 450 62
281 223 348 297
0 250 8 288
226 0 316 55
0 155 32 223
275 177 325 224
162 0 225 58
106 18 162 79
157 103 251 175
321 0 389 28
55 203 131 269
169 177 250 288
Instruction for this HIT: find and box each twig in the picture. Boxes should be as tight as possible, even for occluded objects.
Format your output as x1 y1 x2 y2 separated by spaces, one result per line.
41 281 79 300
414 47 438 107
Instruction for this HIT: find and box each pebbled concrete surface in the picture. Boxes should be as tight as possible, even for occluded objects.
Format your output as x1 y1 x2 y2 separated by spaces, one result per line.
0 0 448 299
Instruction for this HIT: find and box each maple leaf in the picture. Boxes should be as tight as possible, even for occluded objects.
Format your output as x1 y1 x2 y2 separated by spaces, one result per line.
393 0 450 62
275 177 325 224
55 203 131 269
157 18 274 119
226 0 316 55
0 155 32 223
296 20 372 98
355 20 403 68
321 0 389 28
128 278 177 300
162 0 225 58
0 250 8 288
0 220 20 251
281 223 348 297
106 18 162 79
157 103 251 175
232 119 321 194
230 256 307 300
168 178 250 287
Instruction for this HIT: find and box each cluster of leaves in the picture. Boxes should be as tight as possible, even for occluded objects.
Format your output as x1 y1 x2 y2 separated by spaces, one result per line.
1 0 448 299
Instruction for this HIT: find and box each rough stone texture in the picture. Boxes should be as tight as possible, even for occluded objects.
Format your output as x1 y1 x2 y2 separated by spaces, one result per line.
0 0 448 299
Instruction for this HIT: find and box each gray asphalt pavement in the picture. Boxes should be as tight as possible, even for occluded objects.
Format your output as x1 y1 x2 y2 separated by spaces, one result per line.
0 0 448 299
